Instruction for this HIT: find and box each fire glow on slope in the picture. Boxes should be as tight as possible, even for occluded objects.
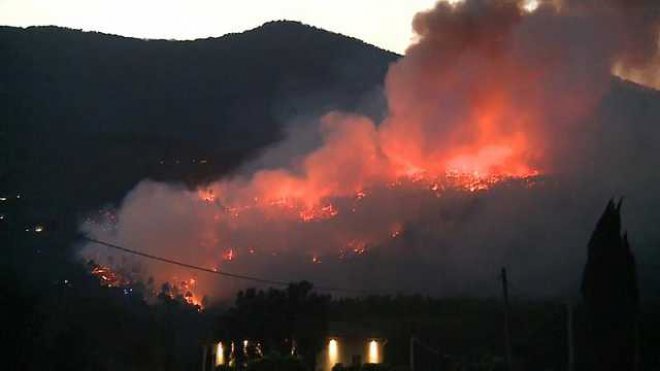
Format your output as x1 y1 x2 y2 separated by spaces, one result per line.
192 167 539 261
200 105 539 212
88 257 205 308
81 106 540 303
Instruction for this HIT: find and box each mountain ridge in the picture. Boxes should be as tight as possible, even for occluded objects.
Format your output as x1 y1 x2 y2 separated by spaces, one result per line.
0 21 399 218
1 20 400 55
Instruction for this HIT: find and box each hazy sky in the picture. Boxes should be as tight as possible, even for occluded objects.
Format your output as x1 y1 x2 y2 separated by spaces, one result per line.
0 0 444 53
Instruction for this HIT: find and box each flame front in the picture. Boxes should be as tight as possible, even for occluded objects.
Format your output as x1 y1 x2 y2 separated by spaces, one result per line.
89 262 204 309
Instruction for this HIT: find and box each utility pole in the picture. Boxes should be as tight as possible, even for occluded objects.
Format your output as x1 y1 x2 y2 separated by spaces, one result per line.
566 301 574 371
409 336 415 371
501 267 513 371
201 344 208 371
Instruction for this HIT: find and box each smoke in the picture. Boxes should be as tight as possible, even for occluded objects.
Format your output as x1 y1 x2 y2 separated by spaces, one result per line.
80 0 660 302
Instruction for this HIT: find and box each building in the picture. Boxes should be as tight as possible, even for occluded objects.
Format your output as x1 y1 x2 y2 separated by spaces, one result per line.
204 339 264 370
316 322 386 371
202 322 387 371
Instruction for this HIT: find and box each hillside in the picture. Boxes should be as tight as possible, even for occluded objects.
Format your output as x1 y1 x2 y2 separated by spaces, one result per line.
0 21 399 218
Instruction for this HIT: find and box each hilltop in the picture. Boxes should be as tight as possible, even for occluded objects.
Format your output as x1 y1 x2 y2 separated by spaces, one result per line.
0 21 399 216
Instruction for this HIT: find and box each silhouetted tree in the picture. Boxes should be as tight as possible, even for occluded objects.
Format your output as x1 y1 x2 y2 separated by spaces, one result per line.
219 281 329 369
581 199 639 370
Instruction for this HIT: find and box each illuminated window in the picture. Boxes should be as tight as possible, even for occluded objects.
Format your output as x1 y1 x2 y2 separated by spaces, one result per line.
368 340 380 364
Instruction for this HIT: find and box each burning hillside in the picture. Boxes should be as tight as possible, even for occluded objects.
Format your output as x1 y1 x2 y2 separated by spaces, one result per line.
87 258 206 308
80 0 660 301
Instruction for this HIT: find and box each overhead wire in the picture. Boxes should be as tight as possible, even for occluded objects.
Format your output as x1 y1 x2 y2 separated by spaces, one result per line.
81 235 379 295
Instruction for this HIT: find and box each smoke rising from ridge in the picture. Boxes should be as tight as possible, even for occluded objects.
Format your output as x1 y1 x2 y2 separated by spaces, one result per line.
80 0 660 302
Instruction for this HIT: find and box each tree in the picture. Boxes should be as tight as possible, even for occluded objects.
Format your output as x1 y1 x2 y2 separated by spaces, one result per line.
581 199 639 370
218 282 329 369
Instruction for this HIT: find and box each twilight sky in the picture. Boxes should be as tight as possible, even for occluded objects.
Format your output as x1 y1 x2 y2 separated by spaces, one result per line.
0 0 446 53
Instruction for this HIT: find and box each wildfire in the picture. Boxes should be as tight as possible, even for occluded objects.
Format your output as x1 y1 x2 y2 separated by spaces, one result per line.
88 262 205 309
187 163 539 269
346 239 368 255
390 223 404 239
178 278 205 308
79 0 660 304
198 188 217 203
222 248 235 261
522 0 539 13
197 168 537 222
445 170 539 192
90 263 128 287
83 124 540 302
299 203 339 222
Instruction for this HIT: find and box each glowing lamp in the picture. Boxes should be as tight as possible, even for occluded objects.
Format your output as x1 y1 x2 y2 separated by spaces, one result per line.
215 342 225 366
328 339 339 366
368 340 380 364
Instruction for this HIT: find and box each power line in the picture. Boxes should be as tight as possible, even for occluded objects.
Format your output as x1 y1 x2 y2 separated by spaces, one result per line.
81 235 374 295
82 236 288 286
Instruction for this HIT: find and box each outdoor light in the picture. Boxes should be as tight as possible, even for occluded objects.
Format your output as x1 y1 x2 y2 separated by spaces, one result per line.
368 340 380 364
215 342 225 366
328 339 339 365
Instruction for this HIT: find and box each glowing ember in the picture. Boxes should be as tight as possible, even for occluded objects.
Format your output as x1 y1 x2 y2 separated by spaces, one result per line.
390 223 404 239
90 263 129 288
222 248 235 261
299 203 339 222
346 239 368 255
178 278 205 308
198 189 216 203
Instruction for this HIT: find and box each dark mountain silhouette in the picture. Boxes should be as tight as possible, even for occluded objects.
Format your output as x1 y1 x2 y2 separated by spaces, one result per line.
0 21 399 219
